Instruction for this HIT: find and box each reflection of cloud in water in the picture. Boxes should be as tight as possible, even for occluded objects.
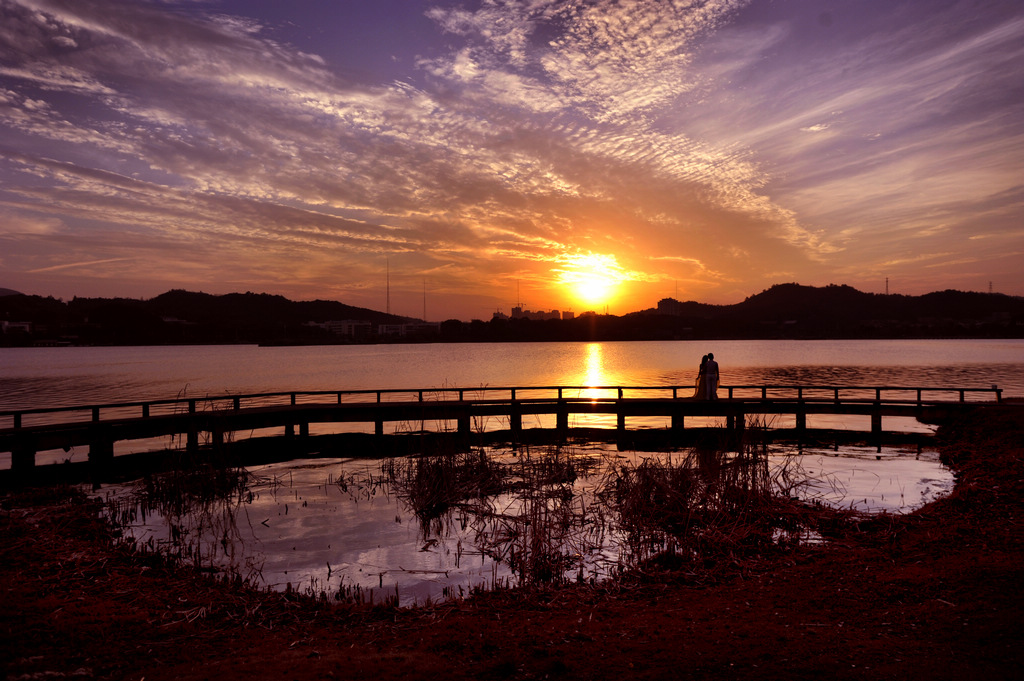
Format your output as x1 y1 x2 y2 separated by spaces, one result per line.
107 442 954 607
778 445 952 514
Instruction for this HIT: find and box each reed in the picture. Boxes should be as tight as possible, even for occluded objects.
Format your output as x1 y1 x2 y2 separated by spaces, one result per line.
598 421 816 571
465 445 606 587
104 455 256 578
382 448 507 533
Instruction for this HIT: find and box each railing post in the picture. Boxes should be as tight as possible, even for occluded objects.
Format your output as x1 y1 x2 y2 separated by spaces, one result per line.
616 388 626 432
142 404 150 418
89 424 114 471
92 406 101 422
557 388 568 433
187 399 198 454
510 388 522 438
11 415 35 473
671 409 684 433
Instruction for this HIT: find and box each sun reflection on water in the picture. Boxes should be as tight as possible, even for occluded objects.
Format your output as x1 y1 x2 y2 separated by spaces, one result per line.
581 343 606 398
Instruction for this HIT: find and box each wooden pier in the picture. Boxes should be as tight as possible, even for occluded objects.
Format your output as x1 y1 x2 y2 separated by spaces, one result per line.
0 384 1007 482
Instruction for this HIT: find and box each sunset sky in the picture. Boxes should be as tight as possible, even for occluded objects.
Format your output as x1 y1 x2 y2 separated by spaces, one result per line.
1 0 1022 320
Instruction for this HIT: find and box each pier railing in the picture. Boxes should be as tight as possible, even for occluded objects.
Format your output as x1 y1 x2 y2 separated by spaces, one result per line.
0 383 1004 430
0 384 1006 477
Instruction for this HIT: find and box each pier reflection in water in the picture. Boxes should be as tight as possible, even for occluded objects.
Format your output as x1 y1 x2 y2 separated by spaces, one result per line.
102 440 953 608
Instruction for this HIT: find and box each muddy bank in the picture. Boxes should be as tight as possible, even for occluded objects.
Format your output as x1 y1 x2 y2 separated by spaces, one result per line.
2 407 1022 680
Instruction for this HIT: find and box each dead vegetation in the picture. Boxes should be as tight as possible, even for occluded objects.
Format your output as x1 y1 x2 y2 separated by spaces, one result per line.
1 407 1022 680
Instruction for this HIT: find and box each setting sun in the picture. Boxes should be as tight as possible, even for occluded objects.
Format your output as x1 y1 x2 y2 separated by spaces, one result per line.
556 253 625 310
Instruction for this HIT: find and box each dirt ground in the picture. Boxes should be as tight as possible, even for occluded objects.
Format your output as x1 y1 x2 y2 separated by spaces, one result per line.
2 406 1022 681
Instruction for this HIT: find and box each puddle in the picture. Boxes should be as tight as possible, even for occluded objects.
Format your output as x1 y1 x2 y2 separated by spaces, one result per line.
101 442 953 607
772 444 952 513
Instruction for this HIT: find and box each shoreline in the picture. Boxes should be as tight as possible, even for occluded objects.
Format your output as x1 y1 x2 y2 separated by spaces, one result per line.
2 406 1022 680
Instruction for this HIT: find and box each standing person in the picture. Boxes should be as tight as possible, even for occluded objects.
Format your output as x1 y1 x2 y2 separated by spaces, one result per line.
693 355 708 399
705 352 719 400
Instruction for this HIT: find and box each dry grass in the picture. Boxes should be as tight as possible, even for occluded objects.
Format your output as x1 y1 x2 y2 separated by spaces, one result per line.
597 426 861 578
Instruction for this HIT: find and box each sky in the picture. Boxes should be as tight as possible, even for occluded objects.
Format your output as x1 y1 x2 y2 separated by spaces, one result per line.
1 0 1022 321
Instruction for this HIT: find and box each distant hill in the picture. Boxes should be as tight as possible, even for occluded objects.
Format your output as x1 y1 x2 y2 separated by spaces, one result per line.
0 289 413 345
1 284 1021 345
629 283 1024 340
145 290 405 326
0 288 22 297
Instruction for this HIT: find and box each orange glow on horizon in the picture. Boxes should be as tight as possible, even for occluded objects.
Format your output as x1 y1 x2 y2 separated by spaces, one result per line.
556 252 626 311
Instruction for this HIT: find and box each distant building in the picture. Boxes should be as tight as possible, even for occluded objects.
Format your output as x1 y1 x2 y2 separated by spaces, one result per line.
401 322 441 336
307 319 374 339
507 306 562 320
657 298 684 315
378 322 441 336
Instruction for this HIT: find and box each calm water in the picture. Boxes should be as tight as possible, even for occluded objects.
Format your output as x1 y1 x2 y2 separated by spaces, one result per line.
2 338 1022 409
7 339 1013 606
101 441 954 608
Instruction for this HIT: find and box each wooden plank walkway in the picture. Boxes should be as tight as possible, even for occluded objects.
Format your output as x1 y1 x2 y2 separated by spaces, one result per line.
0 384 1007 477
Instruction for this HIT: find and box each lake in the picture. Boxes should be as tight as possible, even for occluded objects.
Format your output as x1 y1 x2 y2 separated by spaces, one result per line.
3 338 1021 409
3 339 1020 606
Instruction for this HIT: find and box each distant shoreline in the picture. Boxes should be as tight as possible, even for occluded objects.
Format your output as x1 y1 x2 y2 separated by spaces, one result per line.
3 283 1022 347
3 332 1024 350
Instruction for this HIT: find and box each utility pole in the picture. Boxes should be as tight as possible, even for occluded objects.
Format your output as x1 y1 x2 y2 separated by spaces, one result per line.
885 277 889 296
386 259 390 315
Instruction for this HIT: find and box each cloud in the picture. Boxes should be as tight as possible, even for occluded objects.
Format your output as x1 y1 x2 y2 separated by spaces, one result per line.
27 257 131 273
1 0 1019 312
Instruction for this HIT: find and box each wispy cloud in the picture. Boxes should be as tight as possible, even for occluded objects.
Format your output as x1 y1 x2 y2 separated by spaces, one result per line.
0 0 1021 314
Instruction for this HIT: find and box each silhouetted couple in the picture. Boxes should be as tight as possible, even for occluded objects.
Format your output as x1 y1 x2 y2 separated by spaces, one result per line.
694 353 719 400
